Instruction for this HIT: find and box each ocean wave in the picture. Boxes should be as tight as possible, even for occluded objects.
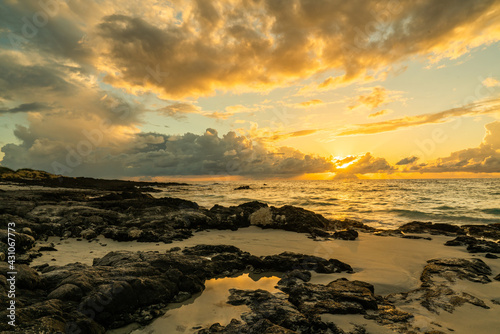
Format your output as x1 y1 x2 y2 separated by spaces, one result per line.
481 208 500 215
389 209 500 223
434 205 455 210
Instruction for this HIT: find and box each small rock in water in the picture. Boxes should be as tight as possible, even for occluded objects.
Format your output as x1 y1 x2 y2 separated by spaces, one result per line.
485 253 498 259
333 229 358 240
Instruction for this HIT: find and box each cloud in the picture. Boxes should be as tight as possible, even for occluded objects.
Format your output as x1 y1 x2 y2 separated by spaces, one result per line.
84 0 500 98
331 153 395 178
396 156 419 165
0 102 52 114
337 153 395 174
157 103 200 119
348 86 406 111
337 97 500 136
245 126 321 142
297 99 324 108
349 87 389 110
1 127 335 178
408 121 500 173
482 77 500 88
1 0 500 179
369 109 391 118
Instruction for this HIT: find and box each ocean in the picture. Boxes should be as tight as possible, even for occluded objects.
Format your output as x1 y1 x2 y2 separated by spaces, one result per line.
154 178 500 229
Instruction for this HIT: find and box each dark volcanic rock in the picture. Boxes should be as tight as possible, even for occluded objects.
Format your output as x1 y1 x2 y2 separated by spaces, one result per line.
399 221 463 235
47 283 83 301
333 229 358 240
277 270 312 287
0 184 352 251
420 258 492 286
388 258 493 315
234 185 251 190
286 278 377 316
445 236 500 254
227 289 310 331
260 252 353 273
0 245 354 333
462 224 500 240
249 205 334 237
182 244 242 256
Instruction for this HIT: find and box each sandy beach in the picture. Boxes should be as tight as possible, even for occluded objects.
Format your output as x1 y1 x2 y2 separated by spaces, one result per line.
30 227 500 334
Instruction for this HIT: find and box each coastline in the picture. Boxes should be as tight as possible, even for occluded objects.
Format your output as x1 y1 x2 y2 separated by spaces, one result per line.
0 183 499 333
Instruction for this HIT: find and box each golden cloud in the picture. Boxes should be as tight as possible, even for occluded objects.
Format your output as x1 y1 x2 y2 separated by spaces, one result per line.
86 0 500 98
337 97 500 136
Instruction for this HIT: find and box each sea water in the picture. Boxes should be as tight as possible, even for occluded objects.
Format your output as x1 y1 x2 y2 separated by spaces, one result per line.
154 179 500 229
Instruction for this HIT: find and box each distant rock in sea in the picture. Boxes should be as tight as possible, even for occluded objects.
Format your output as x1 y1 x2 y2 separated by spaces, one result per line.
234 185 251 190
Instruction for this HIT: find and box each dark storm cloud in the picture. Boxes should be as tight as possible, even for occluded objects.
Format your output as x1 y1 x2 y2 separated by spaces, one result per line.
0 102 52 114
396 156 419 165
0 54 76 100
0 0 92 65
1 128 336 178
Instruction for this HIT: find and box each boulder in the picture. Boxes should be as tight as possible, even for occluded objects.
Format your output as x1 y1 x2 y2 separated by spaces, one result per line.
333 229 358 240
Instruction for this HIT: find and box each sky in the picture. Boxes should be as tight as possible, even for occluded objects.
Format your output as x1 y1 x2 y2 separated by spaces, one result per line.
0 0 500 180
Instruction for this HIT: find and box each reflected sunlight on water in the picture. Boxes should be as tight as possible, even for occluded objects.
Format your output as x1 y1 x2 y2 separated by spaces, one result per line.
130 273 280 334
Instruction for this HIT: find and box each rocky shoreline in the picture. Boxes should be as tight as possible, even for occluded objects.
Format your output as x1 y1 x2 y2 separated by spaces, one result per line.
1 185 500 333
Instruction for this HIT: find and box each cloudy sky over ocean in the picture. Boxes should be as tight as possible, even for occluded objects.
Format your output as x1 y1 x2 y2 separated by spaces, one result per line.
1 0 499 179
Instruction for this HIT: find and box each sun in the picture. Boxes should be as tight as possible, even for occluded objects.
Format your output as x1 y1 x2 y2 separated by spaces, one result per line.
332 155 359 169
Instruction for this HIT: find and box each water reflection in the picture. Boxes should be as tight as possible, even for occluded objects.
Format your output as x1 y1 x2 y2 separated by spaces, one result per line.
129 273 280 334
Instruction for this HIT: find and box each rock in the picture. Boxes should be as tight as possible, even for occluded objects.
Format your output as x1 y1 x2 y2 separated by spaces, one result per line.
444 236 477 246
0 230 35 253
333 229 358 240
0 262 40 289
401 235 432 240
399 222 463 235
21 227 34 235
462 224 500 240
485 253 499 259
277 270 312 287
47 283 83 301
420 258 492 286
260 252 353 273
234 185 251 190
173 291 192 303
388 257 493 315
286 278 377 316
467 242 500 254
227 289 310 331
445 236 500 254
201 278 384 333
80 228 98 240
270 206 332 233
35 242 58 252
6 246 356 332
495 274 500 281
182 244 242 256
